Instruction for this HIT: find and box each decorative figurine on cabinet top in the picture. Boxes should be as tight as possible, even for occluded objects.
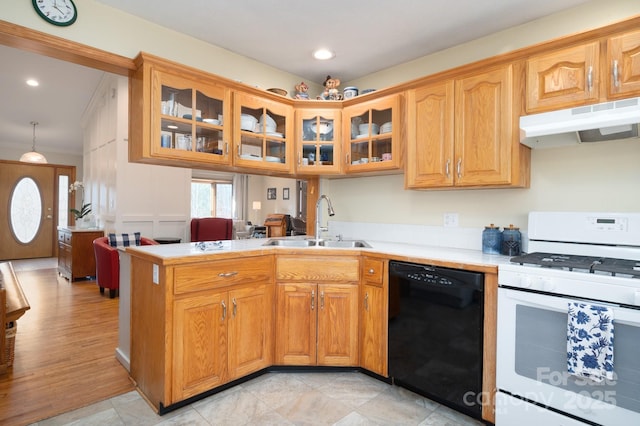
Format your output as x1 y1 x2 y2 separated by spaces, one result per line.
317 75 342 100
295 81 310 99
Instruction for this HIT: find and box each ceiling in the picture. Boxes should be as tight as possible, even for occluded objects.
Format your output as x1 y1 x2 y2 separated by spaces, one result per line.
2 0 592 156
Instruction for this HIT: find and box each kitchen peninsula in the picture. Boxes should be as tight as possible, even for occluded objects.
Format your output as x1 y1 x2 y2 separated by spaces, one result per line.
126 238 509 423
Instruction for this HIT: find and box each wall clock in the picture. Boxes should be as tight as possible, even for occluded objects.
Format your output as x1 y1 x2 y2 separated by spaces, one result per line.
32 0 77 27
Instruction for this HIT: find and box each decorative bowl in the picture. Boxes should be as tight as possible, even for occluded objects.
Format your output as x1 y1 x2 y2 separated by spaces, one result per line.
267 88 288 97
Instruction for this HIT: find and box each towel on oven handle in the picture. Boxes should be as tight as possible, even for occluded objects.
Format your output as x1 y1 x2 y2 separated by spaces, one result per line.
567 302 614 382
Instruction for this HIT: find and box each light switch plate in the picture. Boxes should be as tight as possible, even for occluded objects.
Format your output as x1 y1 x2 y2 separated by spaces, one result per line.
444 212 459 227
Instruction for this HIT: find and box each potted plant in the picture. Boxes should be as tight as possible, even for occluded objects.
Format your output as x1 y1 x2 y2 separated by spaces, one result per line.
69 181 93 227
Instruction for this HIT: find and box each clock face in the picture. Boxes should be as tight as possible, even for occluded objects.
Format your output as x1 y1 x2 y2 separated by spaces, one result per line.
32 0 77 26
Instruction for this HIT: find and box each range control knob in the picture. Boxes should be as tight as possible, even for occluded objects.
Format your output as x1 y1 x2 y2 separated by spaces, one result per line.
518 274 533 289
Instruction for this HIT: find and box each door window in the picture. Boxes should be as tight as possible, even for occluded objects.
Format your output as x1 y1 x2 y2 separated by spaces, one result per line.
10 177 42 243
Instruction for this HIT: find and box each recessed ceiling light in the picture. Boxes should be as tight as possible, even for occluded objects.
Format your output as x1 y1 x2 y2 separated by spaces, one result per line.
313 49 335 60
26 79 39 87
167 125 178 129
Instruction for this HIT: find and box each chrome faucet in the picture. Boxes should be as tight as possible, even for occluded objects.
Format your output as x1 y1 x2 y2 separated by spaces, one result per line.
315 195 335 241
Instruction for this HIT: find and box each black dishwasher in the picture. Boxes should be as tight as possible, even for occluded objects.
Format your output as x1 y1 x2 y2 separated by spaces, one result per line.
388 261 484 419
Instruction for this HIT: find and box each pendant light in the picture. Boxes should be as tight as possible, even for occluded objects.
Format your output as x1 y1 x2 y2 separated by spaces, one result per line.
20 121 47 164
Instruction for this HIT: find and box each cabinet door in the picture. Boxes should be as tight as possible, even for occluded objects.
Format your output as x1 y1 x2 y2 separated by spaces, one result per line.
153 69 232 166
317 284 359 366
275 283 316 365
454 64 514 187
295 107 342 174
343 94 403 173
607 29 640 98
228 283 273 378
526 42 600 113
173 291 227 402
406 80 455 188
233 91 294 173
360 283 387 376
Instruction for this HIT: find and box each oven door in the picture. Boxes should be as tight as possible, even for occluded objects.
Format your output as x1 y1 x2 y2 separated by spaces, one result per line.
496 287 640 426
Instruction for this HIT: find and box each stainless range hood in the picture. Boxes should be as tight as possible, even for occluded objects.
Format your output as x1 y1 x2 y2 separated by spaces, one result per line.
519 97 640 148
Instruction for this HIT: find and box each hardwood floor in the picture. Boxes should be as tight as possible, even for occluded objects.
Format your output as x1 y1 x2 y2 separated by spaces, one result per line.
0 260 134 425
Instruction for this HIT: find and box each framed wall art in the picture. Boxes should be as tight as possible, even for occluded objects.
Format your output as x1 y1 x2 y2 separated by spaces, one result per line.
283 187 290 200
267 187 276 200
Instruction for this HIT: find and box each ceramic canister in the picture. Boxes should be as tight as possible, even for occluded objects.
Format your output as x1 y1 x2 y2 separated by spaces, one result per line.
343 87 358 99
482 224 502 254
502 224 522 256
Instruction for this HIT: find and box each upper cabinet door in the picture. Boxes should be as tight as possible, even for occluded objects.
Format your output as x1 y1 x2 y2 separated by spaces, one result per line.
342 94 404 174
153 70 232 165
405 80 455 188
526 42 600 113
295 106 342 175
233 91 294 173
455 64 515 187
607 29 640 98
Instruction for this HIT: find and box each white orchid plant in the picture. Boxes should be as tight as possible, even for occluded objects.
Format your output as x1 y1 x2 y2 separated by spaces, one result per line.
69 181 92 220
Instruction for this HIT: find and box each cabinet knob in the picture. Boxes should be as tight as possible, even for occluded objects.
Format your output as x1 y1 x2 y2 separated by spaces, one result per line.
368 268 375 274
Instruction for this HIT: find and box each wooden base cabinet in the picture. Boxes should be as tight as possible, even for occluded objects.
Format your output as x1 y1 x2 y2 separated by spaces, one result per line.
276 282 358 366
130 254 274 410
172 290 227 401
275 255 360 366
359 257 388 377
173 282 273 401
57 227 103 281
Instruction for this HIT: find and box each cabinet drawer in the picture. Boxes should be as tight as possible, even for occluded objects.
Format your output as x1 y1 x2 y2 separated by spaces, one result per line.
58 231 71 244
276 256 359 283
174 255 273 294
362 258 385 286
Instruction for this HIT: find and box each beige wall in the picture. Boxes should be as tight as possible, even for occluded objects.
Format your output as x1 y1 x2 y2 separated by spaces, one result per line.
2 0 640 234
347 0 640 90
325 139 640 230
324 0 640 231
0 0 322 96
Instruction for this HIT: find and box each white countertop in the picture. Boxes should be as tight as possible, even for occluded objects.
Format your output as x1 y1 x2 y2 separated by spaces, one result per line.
127 237 513 270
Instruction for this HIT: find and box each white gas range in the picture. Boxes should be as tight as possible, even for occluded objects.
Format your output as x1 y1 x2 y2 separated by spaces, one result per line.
496 212 640 426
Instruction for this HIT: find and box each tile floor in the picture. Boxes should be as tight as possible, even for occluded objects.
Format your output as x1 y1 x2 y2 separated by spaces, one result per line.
30 372 486 426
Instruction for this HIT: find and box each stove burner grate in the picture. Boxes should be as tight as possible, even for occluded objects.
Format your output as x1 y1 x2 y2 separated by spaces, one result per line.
592 258 640 278
510 252 640 277
510 252 601 271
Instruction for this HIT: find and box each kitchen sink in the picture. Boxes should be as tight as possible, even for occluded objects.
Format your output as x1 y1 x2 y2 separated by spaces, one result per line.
318 240 371 248
262 239 318 247
262 239 370 248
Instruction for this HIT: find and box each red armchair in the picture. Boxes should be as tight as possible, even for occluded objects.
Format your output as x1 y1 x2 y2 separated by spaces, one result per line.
93 236 158 298
190 217 233 242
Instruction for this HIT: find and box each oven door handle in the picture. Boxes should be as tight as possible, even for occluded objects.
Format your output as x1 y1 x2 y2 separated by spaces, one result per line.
499 287 640 325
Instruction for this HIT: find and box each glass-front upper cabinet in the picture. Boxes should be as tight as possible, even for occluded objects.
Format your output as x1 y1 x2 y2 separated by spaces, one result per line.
153 71 231 166
233 91 293 172
342 93 403 174
295 106 342 174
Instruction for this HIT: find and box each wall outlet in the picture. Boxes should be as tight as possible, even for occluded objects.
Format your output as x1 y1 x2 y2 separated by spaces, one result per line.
444 212 459 227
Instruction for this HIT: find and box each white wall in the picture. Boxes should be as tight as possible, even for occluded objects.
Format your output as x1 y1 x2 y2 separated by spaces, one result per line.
82 74 192 241
246 175 298 225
